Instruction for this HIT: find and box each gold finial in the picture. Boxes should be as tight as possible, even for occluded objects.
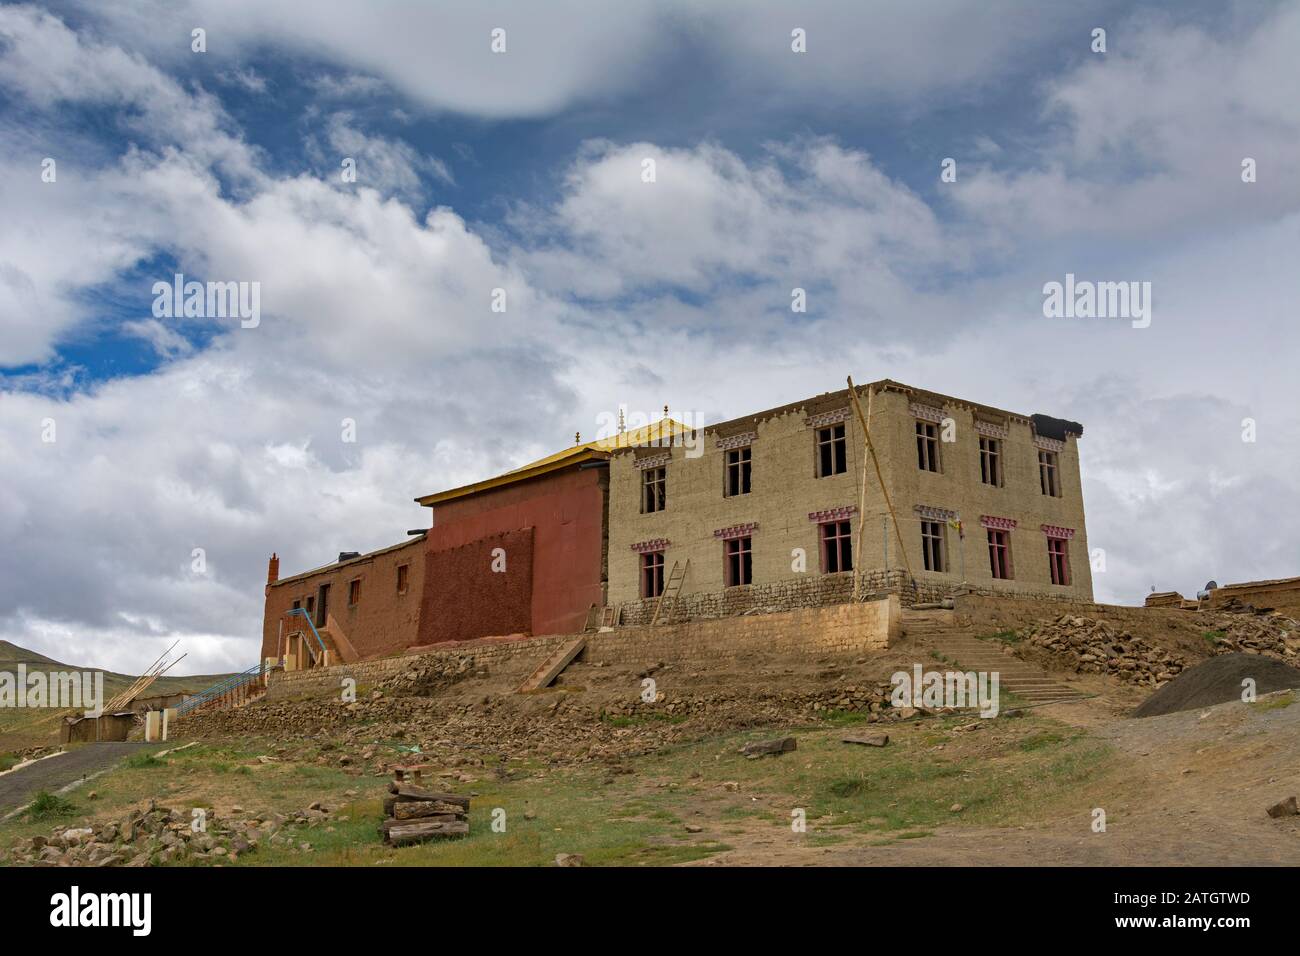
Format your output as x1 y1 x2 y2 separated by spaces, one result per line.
618 408 626 433
575 431 581 444
663 404 669 418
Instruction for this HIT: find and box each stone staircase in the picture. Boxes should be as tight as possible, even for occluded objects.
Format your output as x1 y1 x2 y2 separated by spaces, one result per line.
901 608 1088 706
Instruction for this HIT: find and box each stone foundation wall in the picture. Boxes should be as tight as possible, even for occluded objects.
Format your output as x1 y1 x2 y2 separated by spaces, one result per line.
617 569 1087 625
265 595 899 700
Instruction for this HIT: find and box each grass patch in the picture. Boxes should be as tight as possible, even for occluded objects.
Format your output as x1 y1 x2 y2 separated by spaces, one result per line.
1249 690 1296 712
979 630 1021 644
0 754 18 773
1202 630 1227 645
26 790 77 822
123 752 164 769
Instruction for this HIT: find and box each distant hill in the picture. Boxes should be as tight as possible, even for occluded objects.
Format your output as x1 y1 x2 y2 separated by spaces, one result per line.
0 640 236 751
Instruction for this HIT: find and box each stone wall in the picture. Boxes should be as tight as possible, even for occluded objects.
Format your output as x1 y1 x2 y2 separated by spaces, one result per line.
264 595 899 700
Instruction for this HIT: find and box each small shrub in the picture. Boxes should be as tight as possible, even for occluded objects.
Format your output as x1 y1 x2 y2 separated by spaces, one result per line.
26 790 77 821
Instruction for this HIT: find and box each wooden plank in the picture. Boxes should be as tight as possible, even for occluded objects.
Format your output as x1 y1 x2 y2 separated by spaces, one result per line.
386 783 471 806
385 820 469 845
393 800 469 820
515 637 587 693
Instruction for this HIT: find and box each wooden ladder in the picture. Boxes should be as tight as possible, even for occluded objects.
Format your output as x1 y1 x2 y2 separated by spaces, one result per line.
516 637 587 693
651 559 689 625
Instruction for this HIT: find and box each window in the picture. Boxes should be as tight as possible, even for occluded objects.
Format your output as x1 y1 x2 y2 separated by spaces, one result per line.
291 599 301 611
1047 537 1071 586
725 536 752 587
305 595 315 618
921 520 946 572
816 424 847 477
987 529 1012 579
348 578 361 607
642 466 666 513
641 551 665 598
396 564 409 595
979 437 1002 486
1038 449 1061 497
916 420 941 473
725 446 752 497
821 521 853 573
314 584 329 627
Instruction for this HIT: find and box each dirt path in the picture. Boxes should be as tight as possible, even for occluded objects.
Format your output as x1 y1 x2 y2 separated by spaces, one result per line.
684 690 1300 866
0 743 157 813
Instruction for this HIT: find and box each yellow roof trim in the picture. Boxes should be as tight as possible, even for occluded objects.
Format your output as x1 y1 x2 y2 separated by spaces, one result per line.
415 418 694 507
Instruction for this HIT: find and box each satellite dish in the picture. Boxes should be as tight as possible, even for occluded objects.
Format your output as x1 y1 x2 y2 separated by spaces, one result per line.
1204 580 1218 591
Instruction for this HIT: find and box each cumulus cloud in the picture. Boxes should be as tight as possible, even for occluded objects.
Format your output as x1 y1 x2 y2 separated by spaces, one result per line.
3 2 1300 677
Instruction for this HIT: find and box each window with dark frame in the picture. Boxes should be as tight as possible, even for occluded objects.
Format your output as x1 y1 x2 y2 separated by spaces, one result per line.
396 564 409 594
979 436 1002 486
821 520 853 573
348 578 361 607
816 424 847 477
642 466 666 513
641 551 665 598
1038 449 1061 497
987 529 1012 579
921 520 946 572
725 446 752 497
725 536 753 587
916 420 941 472
1047 537 1071 586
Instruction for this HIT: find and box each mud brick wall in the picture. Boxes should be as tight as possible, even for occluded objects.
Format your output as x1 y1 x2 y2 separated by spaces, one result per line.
420 527 534 645
265 597 899 700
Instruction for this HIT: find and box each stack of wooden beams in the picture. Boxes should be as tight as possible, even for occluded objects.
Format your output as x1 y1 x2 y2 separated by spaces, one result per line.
379 768 469 846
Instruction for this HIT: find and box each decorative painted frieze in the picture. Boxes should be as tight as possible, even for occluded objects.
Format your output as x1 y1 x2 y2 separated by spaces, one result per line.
974 420 1010 439
1033 435 1065 453
980 515 1018 531
804 407 851 428
808 505 857 523
1040 524 1075 539
909 401 947 424
633 452 672 470
630 538 670 553
715 431 756 451
713 522 758 540
913 504 958 522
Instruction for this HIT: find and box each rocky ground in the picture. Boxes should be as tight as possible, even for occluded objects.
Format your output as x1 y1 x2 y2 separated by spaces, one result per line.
3 798 346 867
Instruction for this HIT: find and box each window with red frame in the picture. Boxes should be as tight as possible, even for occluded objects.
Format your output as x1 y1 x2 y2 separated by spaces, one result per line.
987 529 1012 579
724 536 752 586
821 520 853 573
1047 537 1070 585
641 551 665 598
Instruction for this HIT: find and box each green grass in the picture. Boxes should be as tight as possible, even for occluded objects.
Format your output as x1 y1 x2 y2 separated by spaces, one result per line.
1249 690 1296 712
978 630 1021 644
0 710 1115 866
0 754 18 773
1202 630 1227 645
26 790 78 822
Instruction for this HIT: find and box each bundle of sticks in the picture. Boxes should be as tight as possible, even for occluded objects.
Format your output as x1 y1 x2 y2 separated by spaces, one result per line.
379 767 470 846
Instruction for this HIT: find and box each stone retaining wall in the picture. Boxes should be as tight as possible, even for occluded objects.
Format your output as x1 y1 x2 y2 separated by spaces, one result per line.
266 595 900 700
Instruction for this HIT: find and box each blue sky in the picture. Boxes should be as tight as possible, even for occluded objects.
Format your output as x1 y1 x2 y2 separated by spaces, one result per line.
1 0 1298 674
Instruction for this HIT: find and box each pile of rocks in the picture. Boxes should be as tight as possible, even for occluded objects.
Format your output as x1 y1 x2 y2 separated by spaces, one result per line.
380 655 482 697
1022 613 1300 686
1 800 337 867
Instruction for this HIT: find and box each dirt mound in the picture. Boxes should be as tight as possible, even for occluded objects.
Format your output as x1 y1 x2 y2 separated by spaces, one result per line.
1131 652 1300 718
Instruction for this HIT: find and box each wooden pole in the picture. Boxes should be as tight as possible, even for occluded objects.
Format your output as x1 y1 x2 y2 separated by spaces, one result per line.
852 385 873 602
846 377 914 586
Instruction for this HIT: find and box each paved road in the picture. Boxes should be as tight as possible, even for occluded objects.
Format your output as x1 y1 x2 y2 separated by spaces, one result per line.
0 743 158 812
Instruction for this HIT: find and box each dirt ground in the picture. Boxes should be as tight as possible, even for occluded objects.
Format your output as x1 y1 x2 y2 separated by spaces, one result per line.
6 604 1300 867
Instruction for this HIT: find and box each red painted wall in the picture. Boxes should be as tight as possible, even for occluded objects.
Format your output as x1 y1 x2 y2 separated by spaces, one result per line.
421 528 534 644
417 465 607 644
